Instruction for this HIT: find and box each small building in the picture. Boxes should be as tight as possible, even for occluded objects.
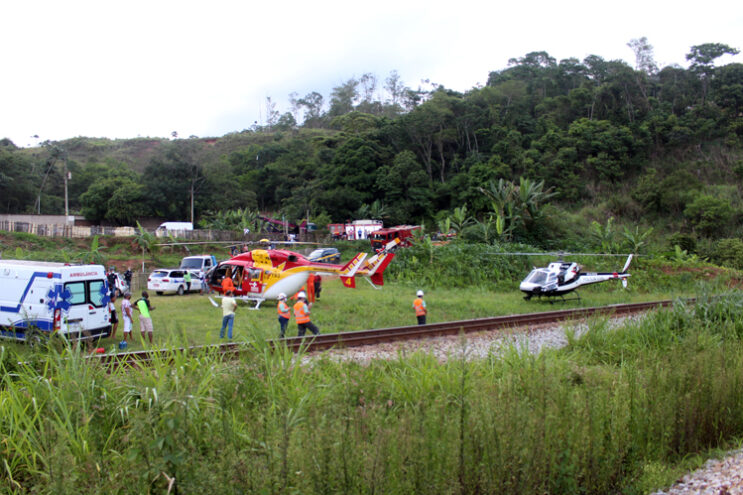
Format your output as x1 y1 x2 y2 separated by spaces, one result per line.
328 220 383 240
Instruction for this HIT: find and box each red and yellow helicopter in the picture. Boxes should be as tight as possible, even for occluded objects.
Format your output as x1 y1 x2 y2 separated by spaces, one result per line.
205 238 400 308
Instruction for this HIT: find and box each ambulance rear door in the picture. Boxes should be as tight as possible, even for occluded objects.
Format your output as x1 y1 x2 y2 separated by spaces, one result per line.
61 267 110 340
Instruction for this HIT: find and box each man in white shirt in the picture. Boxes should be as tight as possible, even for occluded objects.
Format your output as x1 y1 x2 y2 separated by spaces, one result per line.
220 290 238 339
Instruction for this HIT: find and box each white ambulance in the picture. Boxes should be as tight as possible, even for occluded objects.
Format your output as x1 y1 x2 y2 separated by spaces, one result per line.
0 260 112 341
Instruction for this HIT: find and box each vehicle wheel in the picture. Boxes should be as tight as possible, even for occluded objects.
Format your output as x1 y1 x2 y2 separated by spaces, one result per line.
156 291 164 296
25 329 46 349
177 286 185 296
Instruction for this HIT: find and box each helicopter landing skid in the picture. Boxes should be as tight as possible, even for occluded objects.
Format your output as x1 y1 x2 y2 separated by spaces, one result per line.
237 297 265 310
524 293 581 304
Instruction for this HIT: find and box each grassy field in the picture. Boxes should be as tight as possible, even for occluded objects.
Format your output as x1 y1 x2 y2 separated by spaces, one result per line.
6 275 697 355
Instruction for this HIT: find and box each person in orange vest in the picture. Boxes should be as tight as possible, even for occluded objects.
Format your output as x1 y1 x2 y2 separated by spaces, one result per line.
413 289 427 325
293 291 319 337
277 292 291 338
221 269 235 294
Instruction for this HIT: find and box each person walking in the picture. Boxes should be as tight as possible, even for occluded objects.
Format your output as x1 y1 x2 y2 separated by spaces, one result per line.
277 292 291 338
121 292 134 342
108 294 119 340
123 267 133 291
413 290 427 325
107 267 118 296
220 290 237 339
135 291 155 344
313 274 322 300
293 291 319 337
183 270 192 293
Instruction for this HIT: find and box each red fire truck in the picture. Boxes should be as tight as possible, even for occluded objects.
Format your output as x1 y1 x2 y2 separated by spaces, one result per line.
369 225 421 251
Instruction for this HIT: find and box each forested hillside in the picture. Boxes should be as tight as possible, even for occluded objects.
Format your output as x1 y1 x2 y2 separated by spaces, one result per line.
2 41 742 253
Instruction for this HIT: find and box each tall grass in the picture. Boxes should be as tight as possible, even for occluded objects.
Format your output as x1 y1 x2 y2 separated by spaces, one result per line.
4 293 743 493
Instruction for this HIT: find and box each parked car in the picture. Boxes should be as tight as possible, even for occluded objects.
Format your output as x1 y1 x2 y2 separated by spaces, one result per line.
308 248 341 264
147 269 202 295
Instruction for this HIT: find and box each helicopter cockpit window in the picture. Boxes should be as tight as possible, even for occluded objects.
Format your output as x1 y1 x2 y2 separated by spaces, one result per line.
525 269 549 285
247 268 262 279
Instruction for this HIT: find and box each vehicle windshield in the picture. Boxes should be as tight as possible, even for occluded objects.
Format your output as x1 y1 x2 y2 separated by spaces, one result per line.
309 249 324 258
525 269 549 285
180 259 203 269
150 271 168 278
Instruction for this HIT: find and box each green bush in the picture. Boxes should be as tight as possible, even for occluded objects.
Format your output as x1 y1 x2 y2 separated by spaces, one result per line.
710 238 743 269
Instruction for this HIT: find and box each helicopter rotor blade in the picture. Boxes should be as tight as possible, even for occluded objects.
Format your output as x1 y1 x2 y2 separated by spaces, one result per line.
622 254 633 273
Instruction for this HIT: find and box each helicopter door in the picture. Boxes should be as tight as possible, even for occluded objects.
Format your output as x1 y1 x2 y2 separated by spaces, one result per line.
545 273 558 291
246 268 263 294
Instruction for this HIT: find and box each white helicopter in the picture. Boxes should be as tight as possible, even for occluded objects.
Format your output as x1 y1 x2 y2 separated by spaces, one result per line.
518 254 633 301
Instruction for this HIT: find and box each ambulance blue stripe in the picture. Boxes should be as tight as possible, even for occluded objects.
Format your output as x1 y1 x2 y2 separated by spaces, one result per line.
0 271 61 313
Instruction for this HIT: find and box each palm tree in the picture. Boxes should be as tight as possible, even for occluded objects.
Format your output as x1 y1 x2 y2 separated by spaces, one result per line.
448 206 473 234
80 235 107 265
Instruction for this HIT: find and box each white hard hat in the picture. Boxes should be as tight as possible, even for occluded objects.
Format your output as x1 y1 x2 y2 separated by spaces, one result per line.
278 292 286 300
297 291 307 299
417 290 424 297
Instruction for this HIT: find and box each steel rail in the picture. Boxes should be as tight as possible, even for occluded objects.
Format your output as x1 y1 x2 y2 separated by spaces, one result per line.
86 299 683 370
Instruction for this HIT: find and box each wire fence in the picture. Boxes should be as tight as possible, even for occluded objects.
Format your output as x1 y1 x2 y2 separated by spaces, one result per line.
0 221 312 242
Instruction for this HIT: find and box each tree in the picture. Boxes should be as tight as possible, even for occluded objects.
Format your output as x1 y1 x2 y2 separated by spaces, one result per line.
376 150 432 224
328 78 359 117
298 91 325 126
80 173 148 225
143 141 205 223
384 70 405 109
686 43 740 102
80 236 107 265
264 97 280 129
627 37 658 75
683 194 735 238
0 148 36 213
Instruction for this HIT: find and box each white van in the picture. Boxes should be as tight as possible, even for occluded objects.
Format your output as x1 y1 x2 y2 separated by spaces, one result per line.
0 260 111 341
155 222 193 237
179 255 217 278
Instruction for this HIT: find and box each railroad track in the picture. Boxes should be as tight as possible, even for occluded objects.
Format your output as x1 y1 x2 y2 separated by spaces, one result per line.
91 299 682 370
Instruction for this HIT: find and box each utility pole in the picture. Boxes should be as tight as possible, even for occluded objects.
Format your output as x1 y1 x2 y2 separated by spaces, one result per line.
64 159 70 219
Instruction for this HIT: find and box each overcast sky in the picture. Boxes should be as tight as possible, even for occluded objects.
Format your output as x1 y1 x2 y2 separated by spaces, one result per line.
2 0 741 147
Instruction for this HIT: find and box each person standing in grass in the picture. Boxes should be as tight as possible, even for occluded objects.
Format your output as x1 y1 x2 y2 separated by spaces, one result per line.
220 290 237 339
135 291 155 344
108 294 119 340
123 267 133 291
121 292 134 342
184 270 192 293
313 274 322 299
277 292 291 338
413 290 427 325
293 291 319 337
